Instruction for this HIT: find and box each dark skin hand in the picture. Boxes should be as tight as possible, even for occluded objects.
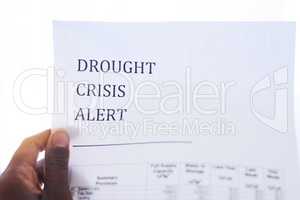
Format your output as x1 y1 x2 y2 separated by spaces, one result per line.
0 129 72 200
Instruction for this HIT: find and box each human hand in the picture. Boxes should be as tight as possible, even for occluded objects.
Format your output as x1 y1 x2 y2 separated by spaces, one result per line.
0 129 72 200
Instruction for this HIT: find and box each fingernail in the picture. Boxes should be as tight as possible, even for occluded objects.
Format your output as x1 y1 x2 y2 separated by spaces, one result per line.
52 129 69 147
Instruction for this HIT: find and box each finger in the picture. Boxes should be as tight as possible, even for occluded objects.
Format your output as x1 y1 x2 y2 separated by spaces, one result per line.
45 129 72 200
10 129 50 167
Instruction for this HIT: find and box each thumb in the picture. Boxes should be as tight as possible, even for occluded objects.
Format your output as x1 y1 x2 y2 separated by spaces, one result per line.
45 129 72 200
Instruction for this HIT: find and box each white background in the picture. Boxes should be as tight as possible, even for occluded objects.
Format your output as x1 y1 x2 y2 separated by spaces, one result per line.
0 0 299 170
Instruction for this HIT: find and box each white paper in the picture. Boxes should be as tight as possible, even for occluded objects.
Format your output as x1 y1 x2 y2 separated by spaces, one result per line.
53 21 300 200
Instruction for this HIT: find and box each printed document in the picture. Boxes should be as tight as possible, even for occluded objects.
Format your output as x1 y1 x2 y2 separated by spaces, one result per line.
53 21 300 200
